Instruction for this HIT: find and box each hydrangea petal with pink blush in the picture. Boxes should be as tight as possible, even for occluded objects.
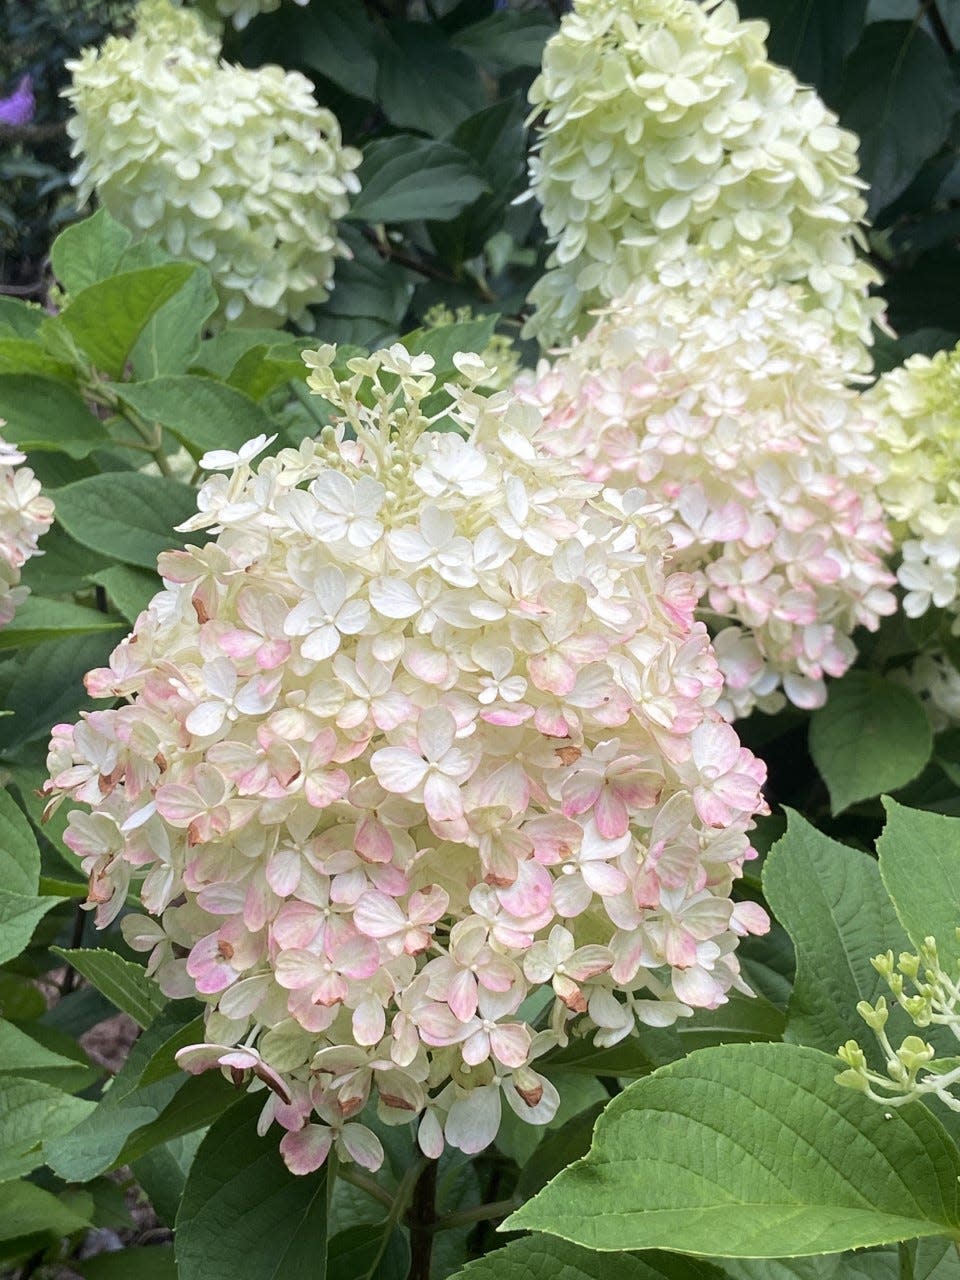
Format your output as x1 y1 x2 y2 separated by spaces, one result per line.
44 341 768 1174
520 265 896 718
0 433 53 627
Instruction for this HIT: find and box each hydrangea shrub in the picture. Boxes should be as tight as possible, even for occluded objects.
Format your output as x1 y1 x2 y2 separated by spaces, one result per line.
519 263 896 716
64 0 360 327
523 0 881 356
44 344 769 1171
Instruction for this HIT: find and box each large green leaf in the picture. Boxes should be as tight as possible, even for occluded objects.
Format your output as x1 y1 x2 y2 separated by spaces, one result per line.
58 264 197 378
0 787 40 894
377 21 486 139
0 891 66 966
76 1246 177 1280
506 1043 960 1256
0 1019 87 1077
53 473 199 569
839 22 959 213
176 1092 329 1280
88 565 159 624
0 376 105 458
0 1076 96 1181
763 810 911 1052
452 1237 725 1280
293 0 379 100
0 339 78 382
808 673 931 814
0 597 125 651
349 137 488 224
53 948 166 1029
51 210 133 295
130 267 219 379
0 298 43 340
109 376 272 459
878 799 960 968
325 1224 410 1280
735 0 866 102
451 12 556 71
0 1181 92 1243
0 632 117 755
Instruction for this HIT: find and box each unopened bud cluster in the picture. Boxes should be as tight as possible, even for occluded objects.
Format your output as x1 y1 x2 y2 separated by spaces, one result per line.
838 934 960 1112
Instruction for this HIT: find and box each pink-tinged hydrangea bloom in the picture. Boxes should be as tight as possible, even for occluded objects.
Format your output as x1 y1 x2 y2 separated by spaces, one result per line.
45 343 768 1171
519 264 897 717
522 0 881 359
0 431 54 626
865 342 960 624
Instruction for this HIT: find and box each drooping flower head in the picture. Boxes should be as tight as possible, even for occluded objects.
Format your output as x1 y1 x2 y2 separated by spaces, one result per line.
519 261 897 716
0 430 54 627
866 342 960 624
523 0 881 357
44 342 768 1172
64 0 360 328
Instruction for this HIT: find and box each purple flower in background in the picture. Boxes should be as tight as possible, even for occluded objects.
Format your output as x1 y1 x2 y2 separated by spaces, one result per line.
0 76 35 127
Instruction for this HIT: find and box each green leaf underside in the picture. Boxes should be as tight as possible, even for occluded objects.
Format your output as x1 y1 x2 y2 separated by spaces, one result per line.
506 1043 960 1256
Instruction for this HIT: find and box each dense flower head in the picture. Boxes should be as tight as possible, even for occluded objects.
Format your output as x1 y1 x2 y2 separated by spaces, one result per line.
523 0 881 356
44 342 769 1171
865 342 960 623
64 0 360 328
518 261 897 716
0 430 54 627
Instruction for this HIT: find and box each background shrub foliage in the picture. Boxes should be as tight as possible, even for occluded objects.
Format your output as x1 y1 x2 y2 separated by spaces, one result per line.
2 1 960 1279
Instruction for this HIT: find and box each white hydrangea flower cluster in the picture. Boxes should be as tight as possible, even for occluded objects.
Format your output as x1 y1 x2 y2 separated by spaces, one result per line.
523 0 881 356
64 0 360 328
518 262 897 717
212 0 309 30
895 651 960 732
0 431 54 628
865 342 960 624
44 344 768 1172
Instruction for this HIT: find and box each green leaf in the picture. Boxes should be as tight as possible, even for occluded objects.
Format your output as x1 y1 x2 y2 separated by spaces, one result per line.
51 210 133 295
109 376 272 459
506 1043 960 1256
0 376 105 458
377 21 486 139
734 0 866 102
0 891 66 965
192 329 296 380
88 564 159 624
53 948 166 1029
878 799 960 968
326 1224 410 1280
0 338 78 382
132 1133 204 1226
293 0 379 101
518 1101 606 1199
451 12 556 71
227 341 310 401
763 809 912 1052
59 264 197 378
0 597 125 651
130 267 219 379
0 787 40 894
53 473 199 569
20 525 110 598
452 1237 725 1280
176 1092 329 1280
808 672 932 814
0 298 43 340
0 1076 96 1181
0 632 117 755
118 1073 234 1166
0 1019 87 1076
349 137 488 224
0 1181 92 1242
839 23 959 213
403 315 497 377
76 1246 177 1280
